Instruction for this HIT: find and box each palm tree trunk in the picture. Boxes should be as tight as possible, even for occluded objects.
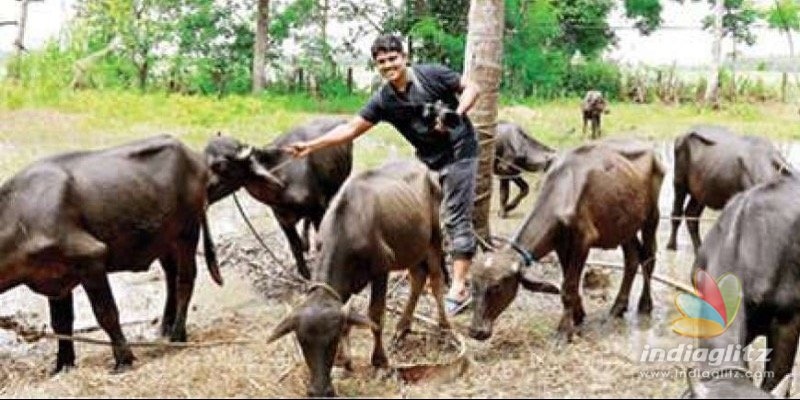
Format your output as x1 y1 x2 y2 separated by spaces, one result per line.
252 0 270 93
704 0 724 107
464 0 504 240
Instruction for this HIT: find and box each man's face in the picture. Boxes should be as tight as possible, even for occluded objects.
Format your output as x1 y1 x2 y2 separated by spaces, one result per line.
374 51 407 83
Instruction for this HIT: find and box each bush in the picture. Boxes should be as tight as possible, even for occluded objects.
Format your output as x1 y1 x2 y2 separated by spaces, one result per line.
564 60 622 100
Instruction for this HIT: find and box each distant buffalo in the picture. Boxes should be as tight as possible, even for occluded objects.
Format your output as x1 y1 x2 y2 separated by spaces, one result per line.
582 90 608 139
494 121 555 218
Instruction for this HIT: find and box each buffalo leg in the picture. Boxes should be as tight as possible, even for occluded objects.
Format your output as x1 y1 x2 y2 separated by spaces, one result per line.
582 116 588 138
159 253 178 337
504 177 530 215
762 314 800 391
79 264 135 372
170 235 199 342
610 239 641 318
555 245 588 343
667 183 688 250
49 293 75 374
368 274 389 368
396 266 426 336
498 178 511 218
276 212 310 279
685 198 705 254
427 247 451 330
637 209 659 314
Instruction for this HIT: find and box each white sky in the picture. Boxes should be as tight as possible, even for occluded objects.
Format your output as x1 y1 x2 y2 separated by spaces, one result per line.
0 0 798 67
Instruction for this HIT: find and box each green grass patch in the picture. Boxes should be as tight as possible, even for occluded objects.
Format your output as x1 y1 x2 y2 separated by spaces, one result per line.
1 87 799 180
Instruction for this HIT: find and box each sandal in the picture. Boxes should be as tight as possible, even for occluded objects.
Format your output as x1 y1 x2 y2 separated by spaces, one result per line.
445 294 473 316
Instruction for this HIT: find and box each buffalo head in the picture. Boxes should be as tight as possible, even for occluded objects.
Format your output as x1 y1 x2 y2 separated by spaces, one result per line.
469 249 559 341
267 292 377 397
204 135 285 203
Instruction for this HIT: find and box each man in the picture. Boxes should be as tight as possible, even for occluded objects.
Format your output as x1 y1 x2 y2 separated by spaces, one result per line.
285 34 480 315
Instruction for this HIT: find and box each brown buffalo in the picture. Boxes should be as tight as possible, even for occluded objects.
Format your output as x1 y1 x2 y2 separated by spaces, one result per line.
266 160 450 397
666 125 791 253
494 121 555 218
582 90 608 139
469 139 664 343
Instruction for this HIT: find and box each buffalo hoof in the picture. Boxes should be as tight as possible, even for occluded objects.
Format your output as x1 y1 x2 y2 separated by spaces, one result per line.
552 330 574 348
170 330 187 343
371 351 389 369
111 362 134 375
50 361 75 376
609 302 627 318
638 298 653 315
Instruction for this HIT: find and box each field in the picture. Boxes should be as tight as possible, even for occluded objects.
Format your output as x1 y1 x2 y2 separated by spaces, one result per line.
1 91 799 397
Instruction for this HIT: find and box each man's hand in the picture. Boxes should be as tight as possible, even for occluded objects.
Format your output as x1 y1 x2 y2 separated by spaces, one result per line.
284 141 314 158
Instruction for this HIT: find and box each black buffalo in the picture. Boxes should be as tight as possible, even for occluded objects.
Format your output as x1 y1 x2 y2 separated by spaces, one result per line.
0 136 222 373
685 175 800 398
267 160 450 397
494 121 555 218
667 125 791 253
205 117 353 279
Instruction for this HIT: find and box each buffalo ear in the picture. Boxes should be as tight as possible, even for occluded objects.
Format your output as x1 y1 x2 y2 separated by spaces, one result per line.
341 305 378 332
518 269 560 294
267 311 299 344
251 161 287 188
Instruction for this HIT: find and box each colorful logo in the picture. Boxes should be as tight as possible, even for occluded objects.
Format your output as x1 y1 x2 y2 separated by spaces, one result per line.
672 270 742 338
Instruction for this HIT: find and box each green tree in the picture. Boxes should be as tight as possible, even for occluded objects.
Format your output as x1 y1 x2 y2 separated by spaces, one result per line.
765 0 800 69
557 0 614 59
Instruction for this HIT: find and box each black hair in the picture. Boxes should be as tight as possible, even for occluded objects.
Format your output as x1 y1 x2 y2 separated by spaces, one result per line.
370 35 405 59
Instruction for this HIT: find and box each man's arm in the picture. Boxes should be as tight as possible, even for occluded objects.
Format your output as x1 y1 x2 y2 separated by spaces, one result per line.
284 116 374 158
455 75 480 117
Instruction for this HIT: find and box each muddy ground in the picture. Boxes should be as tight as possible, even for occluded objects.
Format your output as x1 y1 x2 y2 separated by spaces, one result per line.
0 141 795 398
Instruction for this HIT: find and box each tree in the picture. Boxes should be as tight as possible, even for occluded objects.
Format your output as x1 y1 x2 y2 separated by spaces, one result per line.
765 0 800 83
464 0 504 240
253 0 270 93
705 0 724 106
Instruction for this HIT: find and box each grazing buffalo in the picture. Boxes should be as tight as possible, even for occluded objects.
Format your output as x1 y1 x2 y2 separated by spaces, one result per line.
0 136 222 373
582 90 608 139
469 139 664 343
266 160 450 397
205 117 353 279
683 175 800 398
494 121 555 218
667 125 791 253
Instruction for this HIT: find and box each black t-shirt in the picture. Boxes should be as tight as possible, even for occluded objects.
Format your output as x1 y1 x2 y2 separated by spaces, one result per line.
358 64 479 170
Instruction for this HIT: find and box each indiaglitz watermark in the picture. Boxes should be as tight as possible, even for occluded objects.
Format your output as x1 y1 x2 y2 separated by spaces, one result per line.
640 344 772 367
638 367 775 381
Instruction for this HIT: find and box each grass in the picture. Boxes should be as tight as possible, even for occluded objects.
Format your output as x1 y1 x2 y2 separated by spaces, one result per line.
1 86 799 180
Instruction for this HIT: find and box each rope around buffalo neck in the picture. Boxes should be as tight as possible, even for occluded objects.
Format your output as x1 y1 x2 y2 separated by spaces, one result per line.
307 281 342 303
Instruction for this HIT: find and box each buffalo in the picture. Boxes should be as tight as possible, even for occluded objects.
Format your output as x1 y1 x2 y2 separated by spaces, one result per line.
667 125 791 253
582 90 608 139
494 121 555 218
469 139 664 343
205 117 353 279
266 160 450 397
684 175 800 398
0 136 222 372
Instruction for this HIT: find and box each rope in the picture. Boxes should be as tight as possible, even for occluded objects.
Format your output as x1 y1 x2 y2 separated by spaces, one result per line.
26 331 257 348
307 282 342 303
231 192 286 268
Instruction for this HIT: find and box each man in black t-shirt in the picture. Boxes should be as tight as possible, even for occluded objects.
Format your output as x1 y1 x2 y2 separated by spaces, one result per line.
285 34 480 315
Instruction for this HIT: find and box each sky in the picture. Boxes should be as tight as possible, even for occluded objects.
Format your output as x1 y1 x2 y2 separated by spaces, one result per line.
0 0 798 67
